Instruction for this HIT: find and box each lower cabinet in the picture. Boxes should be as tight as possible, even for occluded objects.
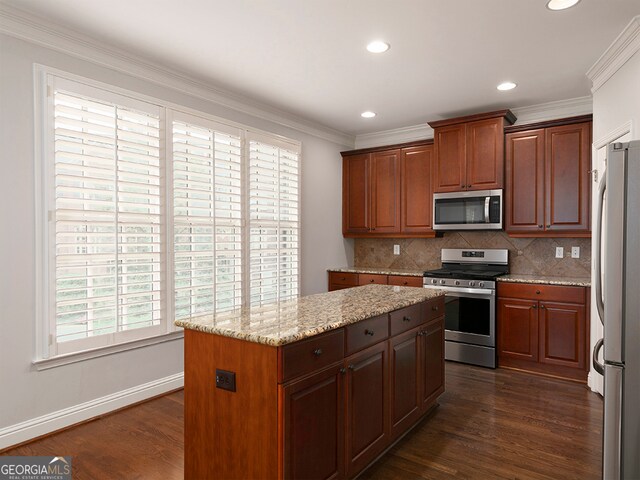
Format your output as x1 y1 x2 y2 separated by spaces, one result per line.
328 271 423 291
420 318 445 408
497 282 588 382
345 342 389 477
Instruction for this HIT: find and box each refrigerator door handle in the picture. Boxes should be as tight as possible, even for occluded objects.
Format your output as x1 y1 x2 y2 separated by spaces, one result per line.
592 338 605 375
604 364 623 480
595 174 606 325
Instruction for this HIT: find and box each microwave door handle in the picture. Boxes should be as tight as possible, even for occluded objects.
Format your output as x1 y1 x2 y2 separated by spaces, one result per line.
484 197 490 223
595 174 606 325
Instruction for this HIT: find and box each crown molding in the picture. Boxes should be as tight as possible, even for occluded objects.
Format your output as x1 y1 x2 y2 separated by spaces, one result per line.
587 15 640 93
354 124 434 149
511 96 592 126
354 96 592 149
0 4 354 147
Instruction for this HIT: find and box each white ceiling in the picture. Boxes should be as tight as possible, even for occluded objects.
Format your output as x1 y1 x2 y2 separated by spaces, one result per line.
3 0 640 136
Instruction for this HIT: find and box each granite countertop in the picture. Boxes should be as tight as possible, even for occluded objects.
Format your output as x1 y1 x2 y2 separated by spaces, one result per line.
175 284 443 346
328 267 424 277
497 274 591 287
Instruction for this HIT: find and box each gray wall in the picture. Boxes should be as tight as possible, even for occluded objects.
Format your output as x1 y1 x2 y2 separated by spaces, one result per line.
0 33 352 430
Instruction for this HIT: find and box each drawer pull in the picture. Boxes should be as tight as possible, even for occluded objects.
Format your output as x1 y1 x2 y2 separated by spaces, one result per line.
313 348 323 356
540 304 545 309
370 279 375 283
417 331 424 336
432 305 439 311
536 290 541 294
364 329 375 336
403 281 408 285
340 368 346 374
348 364 355 370
532 305 538 309
402 316 412 322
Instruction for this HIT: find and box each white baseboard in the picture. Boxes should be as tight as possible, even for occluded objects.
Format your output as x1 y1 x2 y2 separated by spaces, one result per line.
588 370 604 396
0 372 184 450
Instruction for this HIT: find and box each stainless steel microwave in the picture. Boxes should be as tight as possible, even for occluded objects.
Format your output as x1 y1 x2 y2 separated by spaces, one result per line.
433 189 502 230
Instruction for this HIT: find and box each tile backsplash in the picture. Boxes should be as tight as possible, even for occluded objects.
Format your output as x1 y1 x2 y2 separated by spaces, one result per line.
354 232 591 277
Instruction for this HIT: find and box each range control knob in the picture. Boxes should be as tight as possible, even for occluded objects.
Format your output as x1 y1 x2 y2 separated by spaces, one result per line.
468 281 475 287
431 279 438 284
455 280 460 286
439 279 446 285
478 282 485 288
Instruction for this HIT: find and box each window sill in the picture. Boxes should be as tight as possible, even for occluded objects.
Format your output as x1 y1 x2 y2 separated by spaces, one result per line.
32 330 184 371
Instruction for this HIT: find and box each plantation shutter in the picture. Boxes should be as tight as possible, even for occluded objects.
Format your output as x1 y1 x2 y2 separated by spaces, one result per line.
248 133 300 306
172 115 243 318
52 78 163 353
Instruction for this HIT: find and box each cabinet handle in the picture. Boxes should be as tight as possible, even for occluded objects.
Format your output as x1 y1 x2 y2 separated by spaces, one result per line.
348 364 355 370
532 305 538 309
340 368 347 374
538 225 543 228
403 281 408 285
402 316 411 322
461 184 465 188
432 305 439 311
370 279 375 283
364 329 375 336
417 331 425 336
536 290 541 294
313 348 323 356
546 225 551 228
372 227 376 231
540 304 546 309
467 184 471 188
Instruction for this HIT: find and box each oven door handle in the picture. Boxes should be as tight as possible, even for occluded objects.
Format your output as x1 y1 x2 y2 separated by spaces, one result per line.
424 285 493 296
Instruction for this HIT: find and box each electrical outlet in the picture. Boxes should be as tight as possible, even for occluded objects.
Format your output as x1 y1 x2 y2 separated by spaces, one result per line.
215 369 236 392
555 247 564 258
571 246 580 258
393 244 400 255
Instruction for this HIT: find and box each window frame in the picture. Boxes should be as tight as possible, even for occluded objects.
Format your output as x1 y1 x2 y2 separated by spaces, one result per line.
34 65 302 367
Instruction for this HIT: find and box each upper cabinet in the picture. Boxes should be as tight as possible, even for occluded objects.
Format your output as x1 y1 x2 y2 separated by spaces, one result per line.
429 110 516 193
505 117 591 237
342 142 434 238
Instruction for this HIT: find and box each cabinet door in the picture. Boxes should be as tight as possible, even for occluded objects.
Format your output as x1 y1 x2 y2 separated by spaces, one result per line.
345 342 389 477
342 154 370 234
505 129 545 234
419 317 444 410
539 301 586 370
434 124 466 192
370 150 401 233
389 327 421 439
545 122 591 233
400 145 433 233
466 117 504 190
497 298 539 362
282 364 344 480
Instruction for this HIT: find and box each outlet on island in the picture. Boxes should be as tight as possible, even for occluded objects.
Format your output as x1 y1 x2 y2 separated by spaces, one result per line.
215 369 236 392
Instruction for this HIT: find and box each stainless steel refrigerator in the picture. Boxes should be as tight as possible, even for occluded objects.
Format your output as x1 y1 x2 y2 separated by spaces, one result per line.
593 141 640 480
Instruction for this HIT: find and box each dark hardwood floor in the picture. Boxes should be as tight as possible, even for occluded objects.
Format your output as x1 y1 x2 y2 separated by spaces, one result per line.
3 362 602 479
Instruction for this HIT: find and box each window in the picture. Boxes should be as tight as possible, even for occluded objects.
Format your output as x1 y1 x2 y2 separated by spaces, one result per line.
39 72 301 360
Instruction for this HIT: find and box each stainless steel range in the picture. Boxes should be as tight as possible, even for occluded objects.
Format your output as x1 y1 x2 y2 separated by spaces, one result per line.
423 248 508 368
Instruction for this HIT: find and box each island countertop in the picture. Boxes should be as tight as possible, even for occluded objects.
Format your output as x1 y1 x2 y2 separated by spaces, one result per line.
175 284 444 346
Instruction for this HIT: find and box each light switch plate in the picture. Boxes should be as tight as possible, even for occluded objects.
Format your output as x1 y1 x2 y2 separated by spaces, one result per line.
555 247 564 258
393 245 400 255
571 246 580 258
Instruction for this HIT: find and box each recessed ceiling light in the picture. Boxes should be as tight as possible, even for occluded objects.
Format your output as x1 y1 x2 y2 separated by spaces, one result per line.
361 111 376 118
497 81 517 91
366 41 390 53
546 0 581 11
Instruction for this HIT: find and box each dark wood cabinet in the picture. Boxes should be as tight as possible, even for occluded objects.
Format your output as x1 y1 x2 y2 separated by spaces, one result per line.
389 327 421 439
328 271 424 291
343 153 371 234
342 140 435 238
400 145 433 233
282 364 345 480
344 342 389 477
433 124 466 192
505 118 591 237
430 110 515 193
420 317 445 408
497 282 588 382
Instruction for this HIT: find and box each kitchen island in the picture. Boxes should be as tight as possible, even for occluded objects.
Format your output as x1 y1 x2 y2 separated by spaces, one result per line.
177 284 445 480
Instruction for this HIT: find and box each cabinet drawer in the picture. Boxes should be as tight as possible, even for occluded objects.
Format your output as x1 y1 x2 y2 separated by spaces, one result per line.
424 296 445 322
389 303 424 336
358 274 388 286
498 282 585 304
329 271 359 286
388 275 423 287
279 329 345 383
345 314 389 355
